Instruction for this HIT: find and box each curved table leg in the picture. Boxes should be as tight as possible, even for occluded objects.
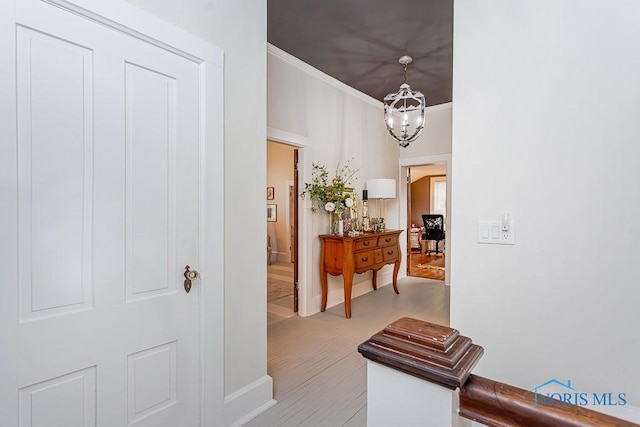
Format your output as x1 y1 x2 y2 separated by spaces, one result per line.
392 259 400 294
344 274 353 319
320 270 328 312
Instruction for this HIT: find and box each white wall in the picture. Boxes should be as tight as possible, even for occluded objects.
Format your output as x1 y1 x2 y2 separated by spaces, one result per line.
451 0 640 404
268 46 399 314
399 103 452 159
122 0 269 424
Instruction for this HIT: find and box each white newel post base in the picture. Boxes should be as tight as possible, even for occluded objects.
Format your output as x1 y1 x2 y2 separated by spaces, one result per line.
366 361 471 427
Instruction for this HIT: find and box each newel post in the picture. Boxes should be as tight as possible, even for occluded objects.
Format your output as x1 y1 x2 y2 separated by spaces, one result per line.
358 317 484 426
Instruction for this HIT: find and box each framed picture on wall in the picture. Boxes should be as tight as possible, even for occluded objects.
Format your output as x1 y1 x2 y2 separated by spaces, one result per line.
266 187 274 200
267 204 277 222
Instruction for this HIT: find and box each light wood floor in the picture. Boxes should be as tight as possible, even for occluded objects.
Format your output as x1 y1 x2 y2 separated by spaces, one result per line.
246 276 449 427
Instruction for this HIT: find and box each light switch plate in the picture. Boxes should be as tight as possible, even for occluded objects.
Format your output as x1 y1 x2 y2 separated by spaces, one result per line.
478 220 515 245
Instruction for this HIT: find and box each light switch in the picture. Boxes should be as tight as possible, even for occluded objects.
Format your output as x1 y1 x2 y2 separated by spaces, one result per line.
478 220 515 245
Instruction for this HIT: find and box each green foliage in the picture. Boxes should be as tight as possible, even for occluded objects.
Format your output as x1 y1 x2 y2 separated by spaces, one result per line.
300 158 358 214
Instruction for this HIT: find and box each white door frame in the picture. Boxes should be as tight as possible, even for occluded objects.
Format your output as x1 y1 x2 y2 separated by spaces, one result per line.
286 179 295 263
399 154 452 286
267 127 313 316
0 1 225 425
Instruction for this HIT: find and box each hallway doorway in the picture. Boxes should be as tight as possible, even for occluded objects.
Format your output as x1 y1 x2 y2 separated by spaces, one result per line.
400 155 451 286
407 164 446 281
266 140 298 324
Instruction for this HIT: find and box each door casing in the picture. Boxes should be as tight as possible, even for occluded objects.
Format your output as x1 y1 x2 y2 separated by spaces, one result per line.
267 127 311 316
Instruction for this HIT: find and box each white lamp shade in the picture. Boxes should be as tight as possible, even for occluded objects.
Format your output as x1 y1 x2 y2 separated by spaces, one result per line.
366 178 396 199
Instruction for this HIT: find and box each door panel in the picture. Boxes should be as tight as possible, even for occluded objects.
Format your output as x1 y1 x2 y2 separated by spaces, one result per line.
17 27 94 321
125 62 178 300
14 4 201 426
127 342 177 424
19 366 96 427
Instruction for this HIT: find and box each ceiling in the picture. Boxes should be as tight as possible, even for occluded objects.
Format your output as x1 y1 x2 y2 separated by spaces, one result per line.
267 0 453 107
410 164 446 183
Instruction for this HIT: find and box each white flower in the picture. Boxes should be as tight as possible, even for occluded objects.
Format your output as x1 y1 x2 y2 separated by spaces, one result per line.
344 197 354 208
325 202 336 212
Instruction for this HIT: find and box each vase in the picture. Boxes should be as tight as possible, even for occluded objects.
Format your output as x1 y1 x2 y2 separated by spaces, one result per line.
330 212 342 235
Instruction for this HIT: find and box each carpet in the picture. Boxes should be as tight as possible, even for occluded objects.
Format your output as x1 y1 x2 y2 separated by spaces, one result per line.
267 262 294 302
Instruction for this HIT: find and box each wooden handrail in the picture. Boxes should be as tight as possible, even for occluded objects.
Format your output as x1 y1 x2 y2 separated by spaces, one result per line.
460 374 638 427
359 317 639 427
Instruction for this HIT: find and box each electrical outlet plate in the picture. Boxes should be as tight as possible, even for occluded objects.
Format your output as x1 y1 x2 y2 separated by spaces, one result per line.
478 220 515 245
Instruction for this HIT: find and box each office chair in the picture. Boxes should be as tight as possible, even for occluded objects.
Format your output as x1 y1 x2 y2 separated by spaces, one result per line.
422 214 445 256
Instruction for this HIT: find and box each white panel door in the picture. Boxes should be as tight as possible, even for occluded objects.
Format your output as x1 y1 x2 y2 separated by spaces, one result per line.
11 2 201 426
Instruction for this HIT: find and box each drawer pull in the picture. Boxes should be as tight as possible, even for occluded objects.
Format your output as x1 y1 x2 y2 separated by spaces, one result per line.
385 238 392 243
387 250 394 255
361 256 369 262
363 241 370 246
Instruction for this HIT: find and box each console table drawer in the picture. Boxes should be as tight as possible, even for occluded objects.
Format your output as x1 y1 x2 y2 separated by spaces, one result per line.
378 234 398 247
382 246 399 262
354 238 377 252
355 250 376 269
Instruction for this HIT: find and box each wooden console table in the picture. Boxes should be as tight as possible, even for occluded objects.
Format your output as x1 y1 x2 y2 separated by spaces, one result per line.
319 229 402 318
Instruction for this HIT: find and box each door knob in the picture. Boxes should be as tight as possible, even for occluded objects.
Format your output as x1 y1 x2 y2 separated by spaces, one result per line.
184 265 199 293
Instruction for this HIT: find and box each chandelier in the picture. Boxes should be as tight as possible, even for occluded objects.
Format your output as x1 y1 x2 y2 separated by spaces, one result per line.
383 56 426 148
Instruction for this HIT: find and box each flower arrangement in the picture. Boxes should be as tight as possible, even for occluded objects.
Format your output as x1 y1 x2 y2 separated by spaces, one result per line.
300 158 358 217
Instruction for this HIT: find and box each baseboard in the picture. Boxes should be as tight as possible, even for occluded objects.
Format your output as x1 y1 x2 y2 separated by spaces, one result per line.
224 375 275 426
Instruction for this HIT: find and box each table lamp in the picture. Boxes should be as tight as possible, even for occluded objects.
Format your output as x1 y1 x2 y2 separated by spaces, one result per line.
366 178 396 231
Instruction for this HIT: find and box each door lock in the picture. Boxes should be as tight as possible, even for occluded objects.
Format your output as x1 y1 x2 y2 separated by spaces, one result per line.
184 265 199 293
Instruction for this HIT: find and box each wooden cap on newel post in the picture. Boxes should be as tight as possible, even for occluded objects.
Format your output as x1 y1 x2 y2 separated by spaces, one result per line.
358 317 484 426
358 317 484 389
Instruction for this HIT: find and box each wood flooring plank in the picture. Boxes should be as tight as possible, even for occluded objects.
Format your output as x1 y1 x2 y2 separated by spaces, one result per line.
342 405 367 427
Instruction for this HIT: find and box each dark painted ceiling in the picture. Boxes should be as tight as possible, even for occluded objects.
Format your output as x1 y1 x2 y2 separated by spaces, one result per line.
267 0 453 107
